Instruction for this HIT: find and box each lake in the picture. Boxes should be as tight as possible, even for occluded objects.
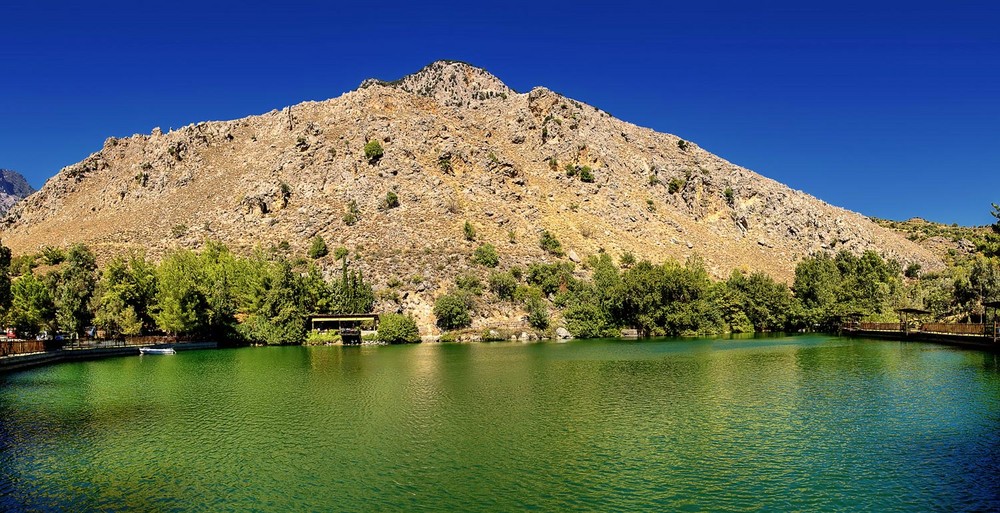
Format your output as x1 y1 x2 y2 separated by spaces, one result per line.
2 335 999 511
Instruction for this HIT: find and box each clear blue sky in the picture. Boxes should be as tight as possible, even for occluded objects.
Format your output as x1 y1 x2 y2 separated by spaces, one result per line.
2 0 998 225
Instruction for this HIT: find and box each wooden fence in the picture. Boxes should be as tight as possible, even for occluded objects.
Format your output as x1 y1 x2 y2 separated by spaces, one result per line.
920 323 986 336
858 322 902 332
0 339 49 357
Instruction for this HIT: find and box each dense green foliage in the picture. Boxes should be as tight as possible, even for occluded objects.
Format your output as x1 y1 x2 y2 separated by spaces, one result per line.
488 271 517 300
92 253 158 336
433 292 472 330
0 240 373 344
463 221 476 241
6 203 1000 343
376 313 420 344
9 272 55 336
41 246 65 265
54 244 97 335
793 250 903 328
440 245 963 338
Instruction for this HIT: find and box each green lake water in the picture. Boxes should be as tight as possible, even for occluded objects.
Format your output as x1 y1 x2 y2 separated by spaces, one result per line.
2 335 999 512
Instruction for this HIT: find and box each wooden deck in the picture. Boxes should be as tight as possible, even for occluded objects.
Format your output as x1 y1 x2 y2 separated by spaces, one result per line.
843 322 1000 351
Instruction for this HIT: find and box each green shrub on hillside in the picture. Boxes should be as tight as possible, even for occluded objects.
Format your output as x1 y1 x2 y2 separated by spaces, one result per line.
308 235 328 259
488 271 517 300
343 200 360 226
438 156 453 174
539 230 563 256
526 295 549 329
384 191 400 209
434 292 472 330
455 274 483 295
472 243 499 267
364 140 383 164
41 246 65 265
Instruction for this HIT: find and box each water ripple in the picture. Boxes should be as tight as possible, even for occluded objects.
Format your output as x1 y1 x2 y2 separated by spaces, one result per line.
1 337 999 511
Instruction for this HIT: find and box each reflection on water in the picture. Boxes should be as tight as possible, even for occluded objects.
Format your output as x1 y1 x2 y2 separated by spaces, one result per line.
2 335 999 511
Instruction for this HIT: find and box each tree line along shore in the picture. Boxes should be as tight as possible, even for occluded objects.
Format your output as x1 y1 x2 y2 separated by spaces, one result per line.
1 204 998 345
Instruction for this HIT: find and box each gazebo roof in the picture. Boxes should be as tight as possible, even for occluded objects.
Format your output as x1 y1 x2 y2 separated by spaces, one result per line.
983 301 1000 309
309 314 380 322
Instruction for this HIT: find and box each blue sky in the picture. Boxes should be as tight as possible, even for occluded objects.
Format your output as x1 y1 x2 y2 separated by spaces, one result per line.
2 0 998 225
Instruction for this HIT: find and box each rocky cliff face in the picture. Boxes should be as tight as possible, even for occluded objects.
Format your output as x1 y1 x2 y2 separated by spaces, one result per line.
0 169 34 215
0 61 942 302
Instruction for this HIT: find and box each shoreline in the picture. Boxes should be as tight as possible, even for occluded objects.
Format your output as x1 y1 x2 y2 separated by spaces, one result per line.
0 342 218 374
5 332 998 376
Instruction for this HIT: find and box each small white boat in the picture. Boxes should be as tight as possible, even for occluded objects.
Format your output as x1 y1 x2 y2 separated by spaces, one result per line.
139 347 176 355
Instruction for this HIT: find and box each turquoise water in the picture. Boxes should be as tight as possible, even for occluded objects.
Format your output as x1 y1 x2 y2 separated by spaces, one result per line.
1 335 999 512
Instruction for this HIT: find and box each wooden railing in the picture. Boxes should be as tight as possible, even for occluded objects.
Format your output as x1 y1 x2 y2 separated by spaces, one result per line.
920 323 986 336
0 339 48 357
858 322 902 332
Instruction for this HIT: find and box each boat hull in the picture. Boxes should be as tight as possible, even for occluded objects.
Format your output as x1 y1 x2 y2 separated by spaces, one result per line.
139 347 176 355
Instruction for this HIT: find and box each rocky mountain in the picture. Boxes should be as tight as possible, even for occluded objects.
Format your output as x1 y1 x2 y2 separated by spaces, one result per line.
0 169 35 215
0 61 942 309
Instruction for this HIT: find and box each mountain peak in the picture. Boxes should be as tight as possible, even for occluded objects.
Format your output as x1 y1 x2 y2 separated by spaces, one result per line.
361 60 514 107
0 169 34 215
1 63 943 294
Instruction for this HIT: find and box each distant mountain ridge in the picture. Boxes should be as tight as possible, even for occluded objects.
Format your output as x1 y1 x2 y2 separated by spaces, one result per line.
0 61 942 324
0 169 34 215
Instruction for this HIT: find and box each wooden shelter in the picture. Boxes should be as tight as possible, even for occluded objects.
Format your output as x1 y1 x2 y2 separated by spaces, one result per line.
308 314 379 345
896 308 931 335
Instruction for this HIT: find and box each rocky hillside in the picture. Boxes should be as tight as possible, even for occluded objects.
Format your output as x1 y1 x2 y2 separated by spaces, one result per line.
0 61 941 306
872 217 987 263
0 169 34 215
